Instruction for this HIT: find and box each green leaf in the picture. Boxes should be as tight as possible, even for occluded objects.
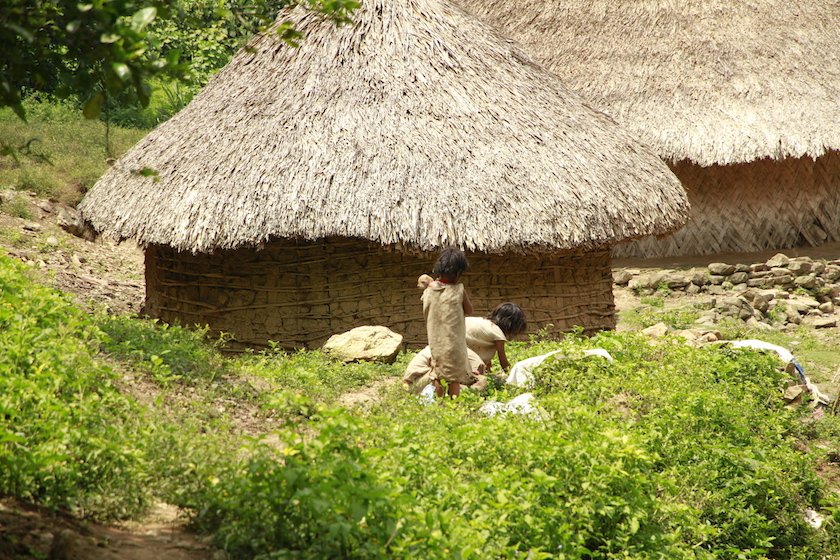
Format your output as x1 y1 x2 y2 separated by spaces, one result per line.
76 3 93 11
111 62 131 82
66 20 81 33
100 32 121 44
5 23 35 43
131 7 157 32
82 93 105 119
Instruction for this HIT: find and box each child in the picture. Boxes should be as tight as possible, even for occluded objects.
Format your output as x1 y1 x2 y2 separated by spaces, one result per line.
466 302 527 373
419 247 474 397
402 346 487 395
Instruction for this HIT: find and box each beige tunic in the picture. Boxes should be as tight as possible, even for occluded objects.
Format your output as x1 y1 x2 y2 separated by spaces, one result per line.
403 346 486 395
465 317 507 365
421 280 472 384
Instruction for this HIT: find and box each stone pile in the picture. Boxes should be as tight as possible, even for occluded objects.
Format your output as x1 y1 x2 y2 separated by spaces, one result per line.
615 253 840 329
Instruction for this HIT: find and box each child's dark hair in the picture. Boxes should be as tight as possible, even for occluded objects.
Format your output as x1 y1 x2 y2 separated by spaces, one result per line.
487 302 527 338
432 247 469 279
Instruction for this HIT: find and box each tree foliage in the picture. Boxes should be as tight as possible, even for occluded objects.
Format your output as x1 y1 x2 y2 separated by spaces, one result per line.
0 0 359 120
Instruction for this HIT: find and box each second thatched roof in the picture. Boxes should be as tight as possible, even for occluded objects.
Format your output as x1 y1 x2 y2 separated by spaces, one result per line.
80 0 687 254
459 0 840 166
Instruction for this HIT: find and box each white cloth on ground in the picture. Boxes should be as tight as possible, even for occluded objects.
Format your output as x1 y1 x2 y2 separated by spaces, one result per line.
506 348 614 388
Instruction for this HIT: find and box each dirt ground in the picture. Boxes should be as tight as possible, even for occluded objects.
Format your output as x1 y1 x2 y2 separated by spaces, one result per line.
2 190 840 558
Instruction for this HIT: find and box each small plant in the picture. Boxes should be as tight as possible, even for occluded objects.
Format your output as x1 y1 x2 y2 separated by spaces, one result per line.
0 194 33 219
98 315 226 386
639 295 665 308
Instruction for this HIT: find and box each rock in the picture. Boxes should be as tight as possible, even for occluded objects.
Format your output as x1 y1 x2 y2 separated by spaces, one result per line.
71 254 83 268
746 317 774 331
686 283 701 295
642 322 670 338
613 269 633 285
811 261 826 275
721 281 734 290
676 329 720 344
784 306 802 324
663 272 690 289
695 311 718 326
783 384 806 402
750 270 774 278
690 271 709 286
35 199 55 213
788 259 813 274
772 273 794 286
747 278 772 288
729 271 749 284
57 204 97 241
708 275 725 285
807 317 837 329
625 268 641 275
823 265 840 281
708 285 726 295
806 309 822 317
22 222 42 232
45 236 58 247
794 275 818 290
819 302 835 314
323 326 403 363
750 263 770 273
757 289 779 302
734 263 751 273
633 272 666 290
708 262 736 275
766 253 790 268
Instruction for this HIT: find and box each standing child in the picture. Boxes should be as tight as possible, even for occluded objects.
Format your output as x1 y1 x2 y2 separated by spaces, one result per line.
419 247 474 397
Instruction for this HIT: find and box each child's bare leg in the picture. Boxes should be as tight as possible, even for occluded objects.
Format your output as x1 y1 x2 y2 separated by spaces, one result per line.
448 381 461 397
434 379 445 398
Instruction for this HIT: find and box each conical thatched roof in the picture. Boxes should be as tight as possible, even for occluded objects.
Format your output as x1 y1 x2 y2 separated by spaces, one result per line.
80 0 687 254
458 0 840 166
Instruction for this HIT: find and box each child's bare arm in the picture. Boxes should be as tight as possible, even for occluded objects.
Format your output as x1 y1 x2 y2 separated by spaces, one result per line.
463 289 474 315
495 340 510 372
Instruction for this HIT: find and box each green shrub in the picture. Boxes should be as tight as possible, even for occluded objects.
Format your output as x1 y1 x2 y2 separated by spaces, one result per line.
98 315 225 386
0 253 149 519
0 193 33 219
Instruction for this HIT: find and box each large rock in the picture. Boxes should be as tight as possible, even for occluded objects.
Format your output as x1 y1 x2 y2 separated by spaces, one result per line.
823 265 840 281
708 262 736 276
788 259 813 274
642 322 670 338
766 253 790 268
613 269 633 286
729 271 749 284
794 275 818 290
323 326 403 363
58 204 97 241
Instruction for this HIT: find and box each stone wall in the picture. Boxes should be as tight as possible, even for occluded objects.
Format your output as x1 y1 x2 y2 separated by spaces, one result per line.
145 238 615 349
614 151 840 258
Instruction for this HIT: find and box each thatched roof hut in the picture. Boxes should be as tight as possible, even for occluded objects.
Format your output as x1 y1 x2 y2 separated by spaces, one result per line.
80 0 687 348
459 0 840 257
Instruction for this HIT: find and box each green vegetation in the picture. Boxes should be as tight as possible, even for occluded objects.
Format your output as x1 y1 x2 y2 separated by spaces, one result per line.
1 252 838 558
1 0 359 120
620 303 701 330
0 105 145 204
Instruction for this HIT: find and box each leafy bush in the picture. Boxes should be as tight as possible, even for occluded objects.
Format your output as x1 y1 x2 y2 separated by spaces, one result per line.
0 254 149 519
99 315 225 386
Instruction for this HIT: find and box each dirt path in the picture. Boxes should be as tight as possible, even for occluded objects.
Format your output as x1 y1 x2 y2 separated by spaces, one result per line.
0 500 212 560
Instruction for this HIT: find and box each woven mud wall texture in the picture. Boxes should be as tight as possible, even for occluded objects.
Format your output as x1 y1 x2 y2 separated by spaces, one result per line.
613 151 840 258
144 240 615 349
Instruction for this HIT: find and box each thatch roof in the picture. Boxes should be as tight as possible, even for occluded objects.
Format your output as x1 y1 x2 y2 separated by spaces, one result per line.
80 0 687 255
458 0 840 166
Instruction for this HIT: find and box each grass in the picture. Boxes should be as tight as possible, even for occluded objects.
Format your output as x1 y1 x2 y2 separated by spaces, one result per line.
0 104 145 205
